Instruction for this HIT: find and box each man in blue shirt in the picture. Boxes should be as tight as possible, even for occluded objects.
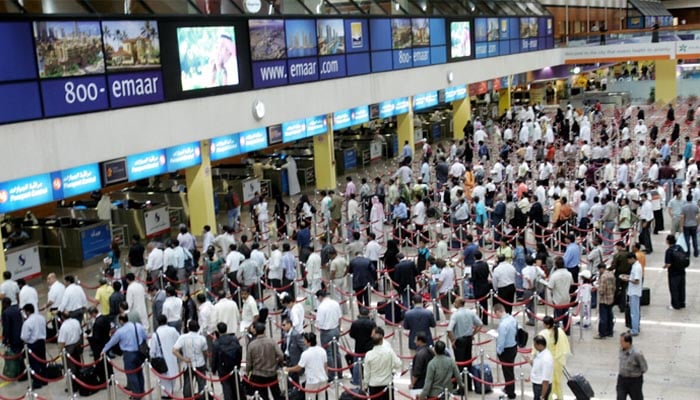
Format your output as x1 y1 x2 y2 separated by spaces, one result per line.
392 198 409 246
494 303 517 399
281 243 297 300
102 314 148 397
462 234 479 268
562 234 581 292
401 140 413 161
403 295 436 352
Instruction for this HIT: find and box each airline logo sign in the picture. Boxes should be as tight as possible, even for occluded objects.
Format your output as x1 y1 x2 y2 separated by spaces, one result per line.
676 40 700 59
562 42 674 64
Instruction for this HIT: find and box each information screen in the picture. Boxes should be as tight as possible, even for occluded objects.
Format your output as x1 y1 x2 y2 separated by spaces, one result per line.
449 21 472 60
177 26 240 91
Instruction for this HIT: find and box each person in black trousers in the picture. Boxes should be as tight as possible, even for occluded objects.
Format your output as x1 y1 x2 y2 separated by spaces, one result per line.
616 332 648 400
471 252 491 325
212 322 244 400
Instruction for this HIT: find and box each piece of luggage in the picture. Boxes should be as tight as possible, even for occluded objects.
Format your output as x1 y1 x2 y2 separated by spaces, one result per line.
469 363 493 394
564 367 594 400
73 366 106 396
2 349 23 378
339 387 367 400
641 287 650 306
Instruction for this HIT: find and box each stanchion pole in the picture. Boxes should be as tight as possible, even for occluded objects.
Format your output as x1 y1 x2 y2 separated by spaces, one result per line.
432 298 439 339
62 349 73 397
335 376 341 400
23 344 33 391
235 367 242 400
390 293 396 323
479 348 486 400
359 358 365 389
519 371 525 400
487 291 494 323
349 274 356 321
389 380 394 400
533 293 539 333
144 361 152 400
284 372 290 400
462 367 469 400
367 283 373 307
398 325 404 358
569 307 575 354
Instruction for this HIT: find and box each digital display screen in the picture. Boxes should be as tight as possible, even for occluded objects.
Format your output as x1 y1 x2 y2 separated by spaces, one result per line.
101 158 128 186
166 142 202 172
210 134 241 161
268 124 283 145
286 20 317 58
370 19 391 51
249 20 286 61
34 21 105 79
391 19 412 49
0 22 37 82
487 18 499 41
0 174 54 214
102 20 160 72
51 163 102 200
449 21 472 60
318 19 345 55
176 26 239 91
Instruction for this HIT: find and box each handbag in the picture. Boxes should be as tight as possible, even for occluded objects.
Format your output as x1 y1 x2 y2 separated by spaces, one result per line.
150 332 168 373
134 323 150 361
2 349 22 378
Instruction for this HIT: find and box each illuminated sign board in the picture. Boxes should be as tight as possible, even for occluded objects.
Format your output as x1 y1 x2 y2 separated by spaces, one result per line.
51 163 102 199
210 134 241 161
126 149 167 181
166 142 202 172
0 174 54 214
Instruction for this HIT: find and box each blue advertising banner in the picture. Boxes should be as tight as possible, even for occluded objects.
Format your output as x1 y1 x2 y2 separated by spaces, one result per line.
333 109 351 130
345 19 369 53
51 163 101 200
371 51 392 72
318 55 347 80
346 53 371 76
287 57 319 84
378 100 396 119
475 43 488 59
282 118 307 143
413 91 438 110
252 60 288 89
521 38 538 51
126 149 167 181
41 76 110 118
430 47 446 65
499 40 511 56
351 105 369 125
0 174 54 214
238 128 268 153
509 18 520 40
80 223 112 260
166 142 202 172
210 134 241 161
412 48 430 67
0 82 42 124
370 19 392 50
0 22 37 82
474 19 487 42
444 85 467 102
306 115 328 137
393 49 413 69
429 19 446 46
487 42 499 57
499 18 511 40
107 70 164 109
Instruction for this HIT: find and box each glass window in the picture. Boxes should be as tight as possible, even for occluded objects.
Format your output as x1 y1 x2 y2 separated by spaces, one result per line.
21 0 90 13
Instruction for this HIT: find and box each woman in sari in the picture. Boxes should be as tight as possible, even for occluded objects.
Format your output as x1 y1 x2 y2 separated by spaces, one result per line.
536 315 571 399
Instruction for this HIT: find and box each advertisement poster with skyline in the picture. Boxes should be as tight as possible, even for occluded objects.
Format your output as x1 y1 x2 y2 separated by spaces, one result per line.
411 18 430 47
34 21 105 78
318 19 345 55
249 19 286 61
286 20 317 58
392 18 412 49
102 20 160 72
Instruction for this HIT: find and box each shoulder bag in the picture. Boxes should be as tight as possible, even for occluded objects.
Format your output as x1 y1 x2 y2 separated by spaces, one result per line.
134 323 150 361
150 332 168 373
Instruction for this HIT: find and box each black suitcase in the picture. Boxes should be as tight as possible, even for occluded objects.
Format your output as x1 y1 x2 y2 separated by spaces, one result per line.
564 367 594 400
641 287 650 306
73 366 106 396
45 363 64 379
469 363 493 394
339 387 366 400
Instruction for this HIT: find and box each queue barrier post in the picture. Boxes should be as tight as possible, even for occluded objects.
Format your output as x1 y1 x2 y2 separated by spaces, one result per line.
235 367 242 400
487 290 494 324
444 387 450 400
189 366 197 400
367 283 373 308
23 344 34 391
432 298 439 340
334 376 341 400
349 274 356 321
533 293 539 333
462 367 469 400
479 349 486 400
62 349 74 398
390 293 396 323
519 371 525 400
254 390 261 400
359 358 365 389
144 361 152 400
389 378 395 400
284 372 289 400
103 357 114 400
569 307 575 355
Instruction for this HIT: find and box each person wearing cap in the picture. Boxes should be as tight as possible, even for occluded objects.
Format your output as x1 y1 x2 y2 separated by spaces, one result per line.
621 252 643 336
93 278 114 316
315 290 342 380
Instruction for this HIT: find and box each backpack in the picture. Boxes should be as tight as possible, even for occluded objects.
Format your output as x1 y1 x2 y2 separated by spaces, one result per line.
232 192 241 208
671 245 690 269
218 337 242 374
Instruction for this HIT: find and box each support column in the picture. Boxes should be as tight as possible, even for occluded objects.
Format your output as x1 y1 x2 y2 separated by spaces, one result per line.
655 59 677 104
499 87 511 114
397 104 415 155
452 98 471 140
185 140 217 234
313 116 337 191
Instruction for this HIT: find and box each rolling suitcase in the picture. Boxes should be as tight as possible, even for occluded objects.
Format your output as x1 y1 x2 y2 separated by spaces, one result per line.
564 367 594 400
73 366 106 396
641 287 650 306
469 363 493 394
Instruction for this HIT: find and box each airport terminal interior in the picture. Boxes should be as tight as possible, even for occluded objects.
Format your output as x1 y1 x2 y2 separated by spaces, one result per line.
0 0 699 399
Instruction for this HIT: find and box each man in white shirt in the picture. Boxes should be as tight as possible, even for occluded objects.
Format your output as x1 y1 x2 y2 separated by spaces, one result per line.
436 262 455 309
412 199 427 243
173 320 209 398
17 279 38 313
0 271 19 306
20 304 47 389
314 290 342 380
364 233 382 267
57 312 83 376
394 164 413 185
45 272 65 312
283 332 328 391
250 243 267 270
647 159 659 182
126 273 149 331
213 227 236 258
364 326 401 400
638 193 654 253
267 244 284 309
201 225 215 253
195 292 214 336
58 275 87 322
492 255 517 314
162 285 183 332
623 252 644 336
474 127 487 147
210 290 239 335
145 242 164 288
449 160 466 179
225 244 245 278
526 335 553 400
239 287 260 336
281 294 305 334
177 225 197 253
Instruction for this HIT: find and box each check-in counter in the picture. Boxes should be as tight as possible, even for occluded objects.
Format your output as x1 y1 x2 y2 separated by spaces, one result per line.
4 241 42 280
335 147 357 176
111 202 171 243
26 219 112 268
